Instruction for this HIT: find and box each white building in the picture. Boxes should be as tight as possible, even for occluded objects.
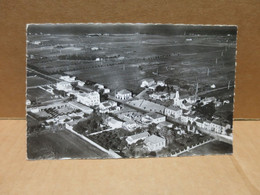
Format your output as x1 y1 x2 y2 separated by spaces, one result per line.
149 92 169 101
141 78 155 88
56 81 72 92
156 80 165 87
99 100 118 113
123 121 138 132
156 121 173 129
126 132 150 145
144 135 166 151
76 91 100 106
142 113 166 124
116 89 132 100
164 105 182 118
94 83 104 90
59 75 76 83
77 80 85 87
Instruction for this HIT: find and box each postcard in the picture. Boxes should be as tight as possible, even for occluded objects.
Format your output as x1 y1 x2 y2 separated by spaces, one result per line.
26 23 237 160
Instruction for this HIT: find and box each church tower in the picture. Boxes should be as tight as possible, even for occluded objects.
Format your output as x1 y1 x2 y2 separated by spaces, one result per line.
174 91 180 105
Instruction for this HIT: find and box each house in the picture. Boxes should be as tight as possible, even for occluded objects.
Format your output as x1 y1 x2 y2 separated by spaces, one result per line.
156 121 173 129
94 83 104 90
156 80 165 87
59 75 76 83
203 120 212 130
126 132 150 145
149 92 169 101
68 101 93 114
142 113 166 124
211 120 224 133
128 99 166 114
164 105 182 118
116 89 132 100
123 121 138 132
103 88 110 94
144 135 166 151
77 80 85 87
180 102 193 110
195 119 204 128
99 100 118 113
76 91 100 106
180 115 189 124
56 81 72 92
187 115 198 123
201 97 217 105
140 78 155 88
107 117 123 129
148 84 157 91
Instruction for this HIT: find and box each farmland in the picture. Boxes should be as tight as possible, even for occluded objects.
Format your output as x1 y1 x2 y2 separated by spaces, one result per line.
27 33 236 96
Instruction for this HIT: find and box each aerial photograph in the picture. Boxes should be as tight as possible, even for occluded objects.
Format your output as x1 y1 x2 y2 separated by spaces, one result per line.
26 23 237 160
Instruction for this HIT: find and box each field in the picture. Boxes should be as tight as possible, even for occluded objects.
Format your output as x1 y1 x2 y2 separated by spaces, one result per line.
27 87 58 102
27 129 111 159
27 76 52 87
27 33 236 96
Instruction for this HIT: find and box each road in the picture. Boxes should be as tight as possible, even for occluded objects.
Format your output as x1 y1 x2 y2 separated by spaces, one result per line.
27 129 111 159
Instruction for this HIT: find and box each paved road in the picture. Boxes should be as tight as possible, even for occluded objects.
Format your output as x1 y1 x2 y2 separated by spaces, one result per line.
27 129 111 159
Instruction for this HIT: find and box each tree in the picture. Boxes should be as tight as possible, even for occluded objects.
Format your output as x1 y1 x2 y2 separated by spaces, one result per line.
226 129 232 136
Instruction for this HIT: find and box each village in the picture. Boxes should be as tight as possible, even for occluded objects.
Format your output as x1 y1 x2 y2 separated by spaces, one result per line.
27 71 233 158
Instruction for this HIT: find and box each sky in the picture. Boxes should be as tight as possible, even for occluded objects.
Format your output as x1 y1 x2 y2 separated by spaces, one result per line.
27 23 237 36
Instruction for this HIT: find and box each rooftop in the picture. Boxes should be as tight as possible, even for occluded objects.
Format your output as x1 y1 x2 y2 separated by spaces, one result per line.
127 132 149 141
117 89 131 95
144 135 165 144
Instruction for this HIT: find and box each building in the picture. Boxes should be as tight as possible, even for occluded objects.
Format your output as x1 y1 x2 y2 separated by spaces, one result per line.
156 121 173 129
68 101 93 114
128 99 165 114
142 112 166 124
77 80 85 87
203 120 212 131
144 135 166 151
56 81 72 92
126 132 150 145
195 119 204 128
94 83 104 90
201 97 217 105
99 100 118 113
107 117 123 129
164 105 182 118
156 80 165 87
116 89 132 100
60 75 76 83
123 121 138 132
149 92 169 101
141 78 155 88
76 91 100 106
103 88 110 94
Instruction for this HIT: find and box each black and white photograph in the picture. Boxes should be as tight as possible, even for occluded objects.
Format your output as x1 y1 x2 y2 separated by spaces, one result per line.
26 23 237 160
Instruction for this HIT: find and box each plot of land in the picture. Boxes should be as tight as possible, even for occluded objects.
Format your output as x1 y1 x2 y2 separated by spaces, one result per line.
27 129 111 159
27 76 52 87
